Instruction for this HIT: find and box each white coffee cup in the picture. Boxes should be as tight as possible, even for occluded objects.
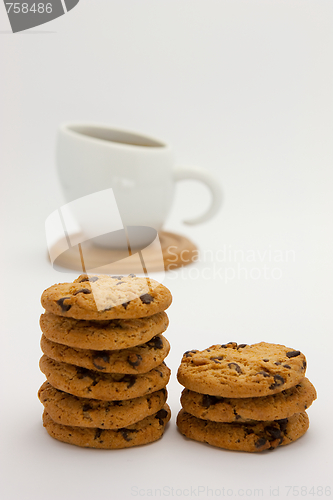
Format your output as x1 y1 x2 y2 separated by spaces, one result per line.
56 122 222 248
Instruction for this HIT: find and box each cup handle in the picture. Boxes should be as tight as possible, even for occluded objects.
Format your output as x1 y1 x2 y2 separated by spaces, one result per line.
174 165 223 225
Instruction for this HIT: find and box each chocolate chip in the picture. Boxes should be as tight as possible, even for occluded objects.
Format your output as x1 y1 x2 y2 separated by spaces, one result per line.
119 428 138 442
120 375 136 388
286 350 300 358
92 353 110 370
269 374 285 390
238 344 247 348
233 409 241 420
283 364 291 369
79 276 98 283
57 297 72 312
228 362 242 374
155 408 168 425
82 404 92 412
122 301 130 309
201 394 220 408
127 354 142 368
257 371 270 378
73 288 91 295
92 361 105 371
94 429 103 440
140 293 154 304
120 429 130 441
128 274 136 278
302 360 307 370
211 356 224 363
264 425 281 441
206 349 211 352
76 371 98 388
183 350 197 357
255 437 267 449
274 362 281 366
275 418 288 433
263 359 269 362
221 342 237 348
147 336 163 349
111 275 123 280
116 281 125 285
76 367 92 379
112 401 122 407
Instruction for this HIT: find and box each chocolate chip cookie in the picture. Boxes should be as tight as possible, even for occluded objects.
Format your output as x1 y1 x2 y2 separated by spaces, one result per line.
177 342 307 398
40 311 169 351
43 404 171 448
39 355 170 401
38 381 168 429
41 274 172 320
177 409 309 452
181 378 316 422
40 333 170 374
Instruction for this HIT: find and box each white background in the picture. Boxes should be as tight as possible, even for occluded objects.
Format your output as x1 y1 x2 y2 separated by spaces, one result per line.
0 1 332 499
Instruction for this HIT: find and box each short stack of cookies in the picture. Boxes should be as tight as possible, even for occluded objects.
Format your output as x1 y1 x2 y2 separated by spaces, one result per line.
38 274 172 449
177 342 316 452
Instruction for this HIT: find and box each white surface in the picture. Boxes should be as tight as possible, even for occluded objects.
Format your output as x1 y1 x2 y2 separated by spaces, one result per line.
0 1 332 499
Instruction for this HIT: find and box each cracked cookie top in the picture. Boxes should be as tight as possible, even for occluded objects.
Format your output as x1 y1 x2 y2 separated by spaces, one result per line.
177 342 307 398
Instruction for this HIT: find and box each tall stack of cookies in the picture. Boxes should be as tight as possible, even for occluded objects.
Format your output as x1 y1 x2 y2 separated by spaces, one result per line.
38 274 172 449
177 342 316 452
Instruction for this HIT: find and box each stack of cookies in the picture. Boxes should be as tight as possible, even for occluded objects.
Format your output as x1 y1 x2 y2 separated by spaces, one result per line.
38 274 172 449
177 342 316 452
